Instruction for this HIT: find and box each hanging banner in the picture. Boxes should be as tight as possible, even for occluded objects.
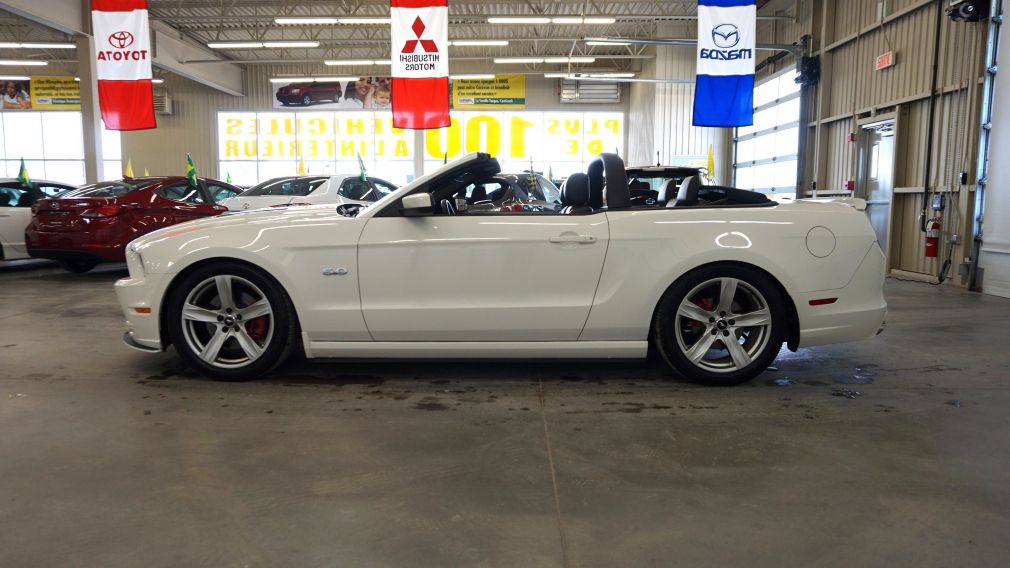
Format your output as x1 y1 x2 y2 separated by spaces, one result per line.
390 0 450 129
451 75 526 109
272 77 393 109
1 77 81 110
91 0 156 130
692 0 756 127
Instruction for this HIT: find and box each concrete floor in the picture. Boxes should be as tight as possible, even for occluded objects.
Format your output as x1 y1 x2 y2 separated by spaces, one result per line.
0 260 1008 567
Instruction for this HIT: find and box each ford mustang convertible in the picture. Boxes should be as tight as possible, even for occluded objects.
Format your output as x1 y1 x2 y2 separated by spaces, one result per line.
115 153 886 385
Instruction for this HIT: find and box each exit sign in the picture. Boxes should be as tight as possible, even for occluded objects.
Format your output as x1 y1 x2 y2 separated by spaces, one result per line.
876 51 896 70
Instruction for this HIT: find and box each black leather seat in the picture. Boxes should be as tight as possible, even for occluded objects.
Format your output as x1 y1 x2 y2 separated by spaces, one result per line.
558 173 592 214
667 176 701 208
470 184 487 203
656 178 678 205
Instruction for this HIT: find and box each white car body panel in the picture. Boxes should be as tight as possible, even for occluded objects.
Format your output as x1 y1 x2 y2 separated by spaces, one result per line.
218 175 377 211
116 154 886 359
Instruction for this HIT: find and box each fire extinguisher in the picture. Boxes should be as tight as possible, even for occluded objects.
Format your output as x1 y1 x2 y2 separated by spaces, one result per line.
925 217 941 258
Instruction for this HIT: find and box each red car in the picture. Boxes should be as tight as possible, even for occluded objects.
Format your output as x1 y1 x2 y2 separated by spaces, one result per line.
276 81 342 106
25 176 241 272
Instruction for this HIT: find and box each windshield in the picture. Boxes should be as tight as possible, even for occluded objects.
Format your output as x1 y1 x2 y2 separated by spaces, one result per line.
240 176 329 197
59 178 159 198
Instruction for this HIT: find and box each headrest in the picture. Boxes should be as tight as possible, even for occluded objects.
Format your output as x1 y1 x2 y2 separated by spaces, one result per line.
628 179 650 191
470 184 487 202
656 178 678 204
669 176 701 208
560 173 589 206
586 153 630 209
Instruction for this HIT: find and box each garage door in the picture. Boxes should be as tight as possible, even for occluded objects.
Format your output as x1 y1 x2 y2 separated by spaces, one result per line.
732 67 800 201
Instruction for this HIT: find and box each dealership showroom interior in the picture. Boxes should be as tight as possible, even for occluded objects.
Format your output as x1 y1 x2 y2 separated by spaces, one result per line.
3 0 1010 565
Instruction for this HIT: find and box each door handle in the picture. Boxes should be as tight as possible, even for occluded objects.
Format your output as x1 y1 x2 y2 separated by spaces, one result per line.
549 235 596 244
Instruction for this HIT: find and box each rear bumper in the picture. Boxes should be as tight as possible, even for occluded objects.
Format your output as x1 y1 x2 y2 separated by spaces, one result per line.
25 229 126 262
797 243 888 348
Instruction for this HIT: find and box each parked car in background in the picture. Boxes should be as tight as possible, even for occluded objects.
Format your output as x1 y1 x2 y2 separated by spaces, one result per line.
26 176 242 273
276 82 342 106
458 172 562 213
219 175 398 211
0 178 77 262
626 165 707 206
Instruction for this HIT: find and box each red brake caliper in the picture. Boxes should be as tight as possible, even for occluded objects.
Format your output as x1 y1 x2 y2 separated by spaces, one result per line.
687 296 716 331
244 316 269 343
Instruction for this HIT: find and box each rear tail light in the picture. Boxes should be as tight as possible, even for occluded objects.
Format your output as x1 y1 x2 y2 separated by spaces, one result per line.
81 204 126 218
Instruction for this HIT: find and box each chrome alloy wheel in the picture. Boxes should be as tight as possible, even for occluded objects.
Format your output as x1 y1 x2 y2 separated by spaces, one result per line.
674 277 772 373
180 275 274 369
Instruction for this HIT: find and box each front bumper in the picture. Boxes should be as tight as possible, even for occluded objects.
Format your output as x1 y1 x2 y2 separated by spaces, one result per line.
115 270 174 352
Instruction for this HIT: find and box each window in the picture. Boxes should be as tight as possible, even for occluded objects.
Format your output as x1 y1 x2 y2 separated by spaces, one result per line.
368 178 397 200
465 179 508 202
538 175 561 203
0 111 122 184
207 184 240 203
62 180 148 198
0 184 30 207
733 68 801 200
338 178 374 201
241 176 328 197
157 182 205 204
37 184 73 197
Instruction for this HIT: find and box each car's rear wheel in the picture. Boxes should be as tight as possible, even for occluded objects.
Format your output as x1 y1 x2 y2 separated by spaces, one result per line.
302 94 312 106
653 264 785 386
166 262 296 380
58 259 98 273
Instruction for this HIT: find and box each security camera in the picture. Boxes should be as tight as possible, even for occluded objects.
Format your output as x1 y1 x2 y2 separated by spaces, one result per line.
947 0 989 22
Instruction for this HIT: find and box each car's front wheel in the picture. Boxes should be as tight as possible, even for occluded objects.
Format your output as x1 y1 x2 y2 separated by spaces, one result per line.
653 264 786 386
166 262 296 380
302 94 312 106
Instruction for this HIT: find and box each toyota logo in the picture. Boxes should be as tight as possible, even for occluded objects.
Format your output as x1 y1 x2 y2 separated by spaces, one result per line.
711 24 740 49
108 31 135 49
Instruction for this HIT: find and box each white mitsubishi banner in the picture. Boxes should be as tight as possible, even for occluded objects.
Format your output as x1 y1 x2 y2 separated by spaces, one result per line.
91 0 156 130
389 0 450 129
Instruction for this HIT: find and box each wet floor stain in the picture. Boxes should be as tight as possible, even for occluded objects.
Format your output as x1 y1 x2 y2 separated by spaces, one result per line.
831 388 863 399
766 378 796 387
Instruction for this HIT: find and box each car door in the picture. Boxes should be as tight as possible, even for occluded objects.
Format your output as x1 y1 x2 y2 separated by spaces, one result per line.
357 179 610 342
0 183 36 259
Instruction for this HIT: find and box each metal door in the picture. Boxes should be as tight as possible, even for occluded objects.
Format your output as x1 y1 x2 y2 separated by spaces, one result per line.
858 121 896 252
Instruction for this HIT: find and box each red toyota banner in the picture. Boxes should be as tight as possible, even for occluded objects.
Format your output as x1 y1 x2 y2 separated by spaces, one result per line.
390 0 450 129
91 0 156 130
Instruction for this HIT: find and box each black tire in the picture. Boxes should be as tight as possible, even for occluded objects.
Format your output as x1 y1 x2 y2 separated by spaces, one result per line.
302 94 312 106
58 259 99 273
165 261 297 381
653 263 786 386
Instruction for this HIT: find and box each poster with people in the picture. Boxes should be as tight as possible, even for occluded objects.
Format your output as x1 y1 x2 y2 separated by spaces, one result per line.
272 76 393 110
1 77 81 111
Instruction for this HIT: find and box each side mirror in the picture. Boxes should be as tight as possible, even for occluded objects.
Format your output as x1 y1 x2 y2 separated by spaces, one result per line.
401 193 433 216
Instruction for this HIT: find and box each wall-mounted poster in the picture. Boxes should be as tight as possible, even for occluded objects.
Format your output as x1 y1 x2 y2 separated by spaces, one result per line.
1 77 81 111
272 76 393 110
452 74 525 109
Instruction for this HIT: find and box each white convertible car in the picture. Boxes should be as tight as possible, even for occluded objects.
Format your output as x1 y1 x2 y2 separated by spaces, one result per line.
115 153 886 385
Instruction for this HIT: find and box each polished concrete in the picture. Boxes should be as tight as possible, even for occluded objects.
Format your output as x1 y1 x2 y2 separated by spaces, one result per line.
0 260 1008 567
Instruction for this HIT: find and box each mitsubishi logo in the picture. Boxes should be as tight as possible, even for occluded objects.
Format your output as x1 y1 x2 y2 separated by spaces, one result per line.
401 17 438 53
109 30 135 49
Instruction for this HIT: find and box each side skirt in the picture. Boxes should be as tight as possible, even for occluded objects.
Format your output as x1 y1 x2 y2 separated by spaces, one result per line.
304 340 648 359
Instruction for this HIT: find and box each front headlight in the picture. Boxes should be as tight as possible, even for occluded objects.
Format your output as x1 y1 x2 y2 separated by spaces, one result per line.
126 244 145 278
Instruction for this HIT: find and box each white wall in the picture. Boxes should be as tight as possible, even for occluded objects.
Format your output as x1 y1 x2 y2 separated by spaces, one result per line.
979 28 1010 297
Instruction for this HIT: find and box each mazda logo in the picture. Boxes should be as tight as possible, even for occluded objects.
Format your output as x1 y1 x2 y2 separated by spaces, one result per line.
711 24 740 49
109 31 135 49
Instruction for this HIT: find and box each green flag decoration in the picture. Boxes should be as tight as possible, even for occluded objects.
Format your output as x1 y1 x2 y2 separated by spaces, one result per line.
547 164 554 184
226 171 233 184
443 152 448 165
16 158 30 187
185 154 198 188
357 153 367 181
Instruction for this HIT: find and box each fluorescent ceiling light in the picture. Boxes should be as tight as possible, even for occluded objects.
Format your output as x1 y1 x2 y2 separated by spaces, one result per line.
0 60 47 66
373 60 392 65
151 78 165 84
589 72 635 78
269 76 356 83
544 56 595 63
552 17 616 24
488 17 551 24
0 74 31 80
543 73 574 78
494 57 544 64
451 74 496 79
0 42 76 49
324 59 376 66
262 41 320 48
275 17 340 25
207 42 264 49
586 40 631 46
337 18 391 24
449 40 509 47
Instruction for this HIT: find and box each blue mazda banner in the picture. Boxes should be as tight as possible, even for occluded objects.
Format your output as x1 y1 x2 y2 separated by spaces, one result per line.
693 0 756 127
